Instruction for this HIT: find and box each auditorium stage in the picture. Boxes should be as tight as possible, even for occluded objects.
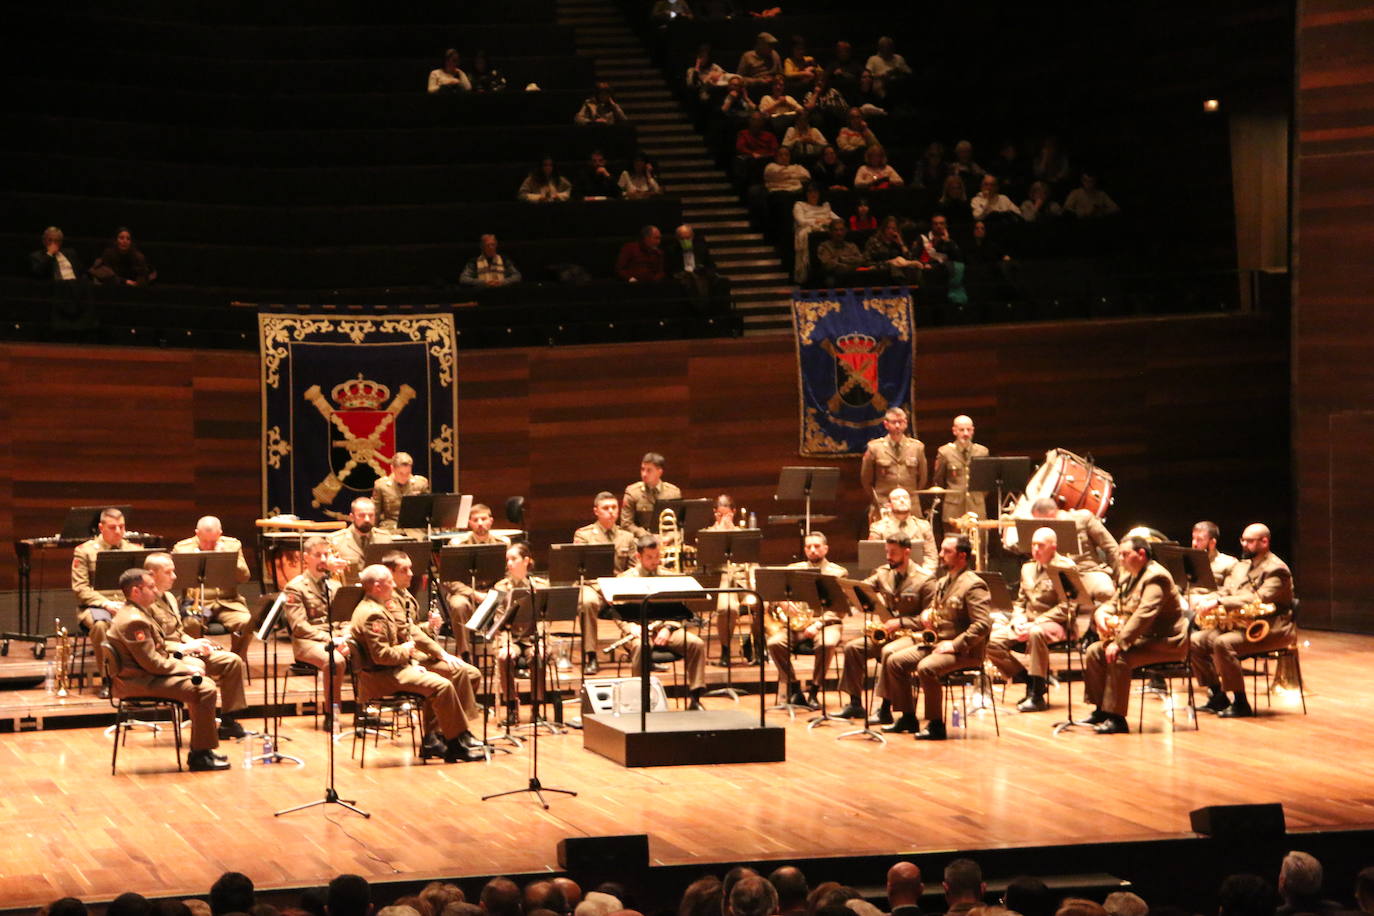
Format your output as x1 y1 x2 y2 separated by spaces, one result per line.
0 630 1370 910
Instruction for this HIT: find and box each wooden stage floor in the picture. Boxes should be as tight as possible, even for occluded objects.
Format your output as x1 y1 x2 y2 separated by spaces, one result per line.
0 630 1371 910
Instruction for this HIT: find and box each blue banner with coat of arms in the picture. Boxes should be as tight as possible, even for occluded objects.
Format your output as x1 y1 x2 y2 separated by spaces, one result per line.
791 288 916 456
258 313 458 520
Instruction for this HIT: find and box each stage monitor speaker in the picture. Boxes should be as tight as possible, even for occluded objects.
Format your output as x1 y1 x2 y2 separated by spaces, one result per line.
580 677 667 715
556 834 649 873
1189 803 1286 839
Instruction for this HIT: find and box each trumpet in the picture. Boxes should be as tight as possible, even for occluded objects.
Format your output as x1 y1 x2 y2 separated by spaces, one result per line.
1196 598 1275 642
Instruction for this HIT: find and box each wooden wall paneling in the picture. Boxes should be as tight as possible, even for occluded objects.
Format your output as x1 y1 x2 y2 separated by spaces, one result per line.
454 348 533 530
190 350 262 553
0 347 12 571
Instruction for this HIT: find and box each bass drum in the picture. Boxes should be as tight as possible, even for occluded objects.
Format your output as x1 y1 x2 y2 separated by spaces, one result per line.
1004 449 1115 549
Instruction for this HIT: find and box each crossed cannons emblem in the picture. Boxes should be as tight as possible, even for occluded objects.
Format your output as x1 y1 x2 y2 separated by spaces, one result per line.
302 382 416 508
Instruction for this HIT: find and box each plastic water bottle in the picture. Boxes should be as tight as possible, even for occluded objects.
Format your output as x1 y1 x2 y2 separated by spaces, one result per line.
44 660 55 697
261 733 274 764
748 511 758 529
242 741 254 768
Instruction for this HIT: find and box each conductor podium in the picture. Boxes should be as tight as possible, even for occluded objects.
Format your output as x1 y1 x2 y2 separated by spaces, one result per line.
579 575 785 768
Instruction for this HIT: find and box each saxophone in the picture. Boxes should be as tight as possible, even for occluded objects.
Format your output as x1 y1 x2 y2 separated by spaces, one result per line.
765 602 816 639
864 624 937 646
54 618 73 698
1196 598 1275 642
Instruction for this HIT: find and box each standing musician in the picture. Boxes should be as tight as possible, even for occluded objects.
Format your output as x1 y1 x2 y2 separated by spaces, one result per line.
71 506 139 697
574 491 639 674
350 564 485 762
617 535 708 710
766 531 847 710
700 494 758 666
984 527 1076 712
488 542 551 726
931 415 989 535
836 534 934 724
1029 497 1119 607
620 452 683 539
1081 536 1187 734
106 568 233 771
171 516 254 662
443 502 510 659
327 497 393 585
880 536 991 740
868 487 938 575
1189 523 1295 718
141 552 249 740
860 407 928 525
281 535 351 727
371 451 430 534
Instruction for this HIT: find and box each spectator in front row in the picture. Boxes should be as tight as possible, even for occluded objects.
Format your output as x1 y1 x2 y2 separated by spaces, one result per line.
90 227 155 287
428 49 471 94
854 145 903 190
329 875 373 916
580 150 622 200
665 223 727 302
1218 875 1279 916
1020 181 1062 223
1355 866 1374 915
619 152 662 199
729 878 779 916
518 158 573 202
469 50 507 93
30 226 84 284
1102 893 1147 916
970 174 1019 221
459 235 521 287
817 220 867 286
616 225 665 283
1002 877 1056 916
575 82 628 126
1278 851 1342 916
886 863 924 916
737 32 782 89
943 859 986 916
210 872 255 916
1063 171 1120 219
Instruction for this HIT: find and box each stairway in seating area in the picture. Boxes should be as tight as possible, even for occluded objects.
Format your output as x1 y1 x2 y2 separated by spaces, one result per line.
557 0 794 335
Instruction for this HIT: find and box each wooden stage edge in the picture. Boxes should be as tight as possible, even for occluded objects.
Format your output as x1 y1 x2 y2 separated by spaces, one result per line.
0 631 1371 911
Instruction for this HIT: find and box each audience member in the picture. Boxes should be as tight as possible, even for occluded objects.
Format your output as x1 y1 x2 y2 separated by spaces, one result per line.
459 234 522 287
1354 866 1374 915
760 74 805 123
1062 172 1120 219
1054 901 1106 916
769 868 810 916
29 226 84 284
378 908 419 916
329 876 373 916
937 174 973 224
836 109 878 154
446 905 485 916
89 227 155 287
576 82 628 125
211 873 256 916
849 198 878 231
297 888 327 916
943 860 987 916
525 883 569 916
722 76 760 118
916 142 949 190
827 41 864 90
886 862 924 916
763 146 811 192
688 44 731 100
580 150 623 200
618 152 662 199
469 50 507 92
737 33 783 88
852 71 887 116
970 175 1020 220
1217 876 1278 916
724 870 763 916
968 220 1008 265
865 37 912 98
782 110 828 159
428 49 472 94
577 892 624 916
811 146 850 191
783 36 819 81
854 146 904 190
421 883 466 916
41 900 88 916
792 184 839 280
156 902 193 916
737 112 779 165
1020 181 1062 222
109 895 152 916
803 71 849 126
518 158 573 202
816 219 868 285
806 884 857 916
731 878 781 916
921 213 963 267
681 878 724 916
553 879 583 911
1002 877 1055 916
1102 894 1147 916
949 141 987 195
1032 136 1070 188
183 900 212 916
482 879 523 916
1279 852 1342 916
665 223 726 300
616 225 665 282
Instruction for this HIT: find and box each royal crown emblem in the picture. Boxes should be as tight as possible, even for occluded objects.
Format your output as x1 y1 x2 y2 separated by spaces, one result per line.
822 332 890 411
331 374 390 410
835 332 877 355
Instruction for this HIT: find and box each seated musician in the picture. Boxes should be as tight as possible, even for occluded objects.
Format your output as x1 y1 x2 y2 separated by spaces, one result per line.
868 487 938 575
371 451 430 535
71 506 139 697
171 516 254 662
619 451 683 539
1189 523 1295 718
443 502 510 659
281 536 350 727
837 533 934 724
616 535 708 711
766 531 847 711
700 494 757 667
350 564 485 762
141 551 248 740
1185 519 1240 611
489 542 551 727
1081 536 1187 734
106 568 234 771
1028 497 1118 607
573 491 639 674
880 536 991 740
326 497 393 586
985 526 1076 712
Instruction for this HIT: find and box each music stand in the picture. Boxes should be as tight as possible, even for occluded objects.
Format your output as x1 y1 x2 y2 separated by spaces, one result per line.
482 585 581 809
92 550 158 592
856 540 889 575
657 498 714 536
775 467 841 539
804 573 859 729
695 528 762 698
826 576 885 743
1012 519 1079 557
1154 545 1217 594
171 551 242 622
1047 565 1092 735
61 505 133 541
969 457 1031 526
249 592 304 766
751 566 824 718
276 584 367 819
399 493 472 534
548 543 617 669
976 570 1015 613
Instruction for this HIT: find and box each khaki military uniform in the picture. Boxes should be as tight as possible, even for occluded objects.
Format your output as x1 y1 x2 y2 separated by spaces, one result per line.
394 587 481 730
147 591 248 714
350 594 473 740
617 565 706 691
371 474 430 537
700 522 757 652
986 555 1075 680
619 480 684 538
1084 561 1187 716
767 559 848 689
106 603 222 751
171 535 254 660
860 434 928 522
1190 552 1296 693
868 514 939 575
71 536 137 677
1063 509 1119 605
840 559 934 698
488 575 552 704
282 572 349 704
882 567 991 721
932 441 989 533
441 530 511 655
573 521 639 650
327 525 393 586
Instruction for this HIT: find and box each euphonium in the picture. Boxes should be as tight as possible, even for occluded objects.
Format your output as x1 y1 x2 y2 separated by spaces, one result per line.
659 507 681 573
765 602 816 638
954 512 983 571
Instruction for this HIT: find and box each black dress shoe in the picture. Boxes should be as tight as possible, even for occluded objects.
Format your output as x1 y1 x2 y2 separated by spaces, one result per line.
1077 709 1109 726
915 720 948 741
1218 700 1254 718
97 683 111 700
502 705 520 727
688 695 706 711
456 731 485 749
867 706 894 726
1017 694 1049 713
217 720 247 740
444 741 484 762
1094 716 1130 734
718 652 731 668
188 749 230 771
882 714 920 733
836 703 867 719
210 750 229 763
787 690 819 710
420 736 447 759
1201 692 1230 714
